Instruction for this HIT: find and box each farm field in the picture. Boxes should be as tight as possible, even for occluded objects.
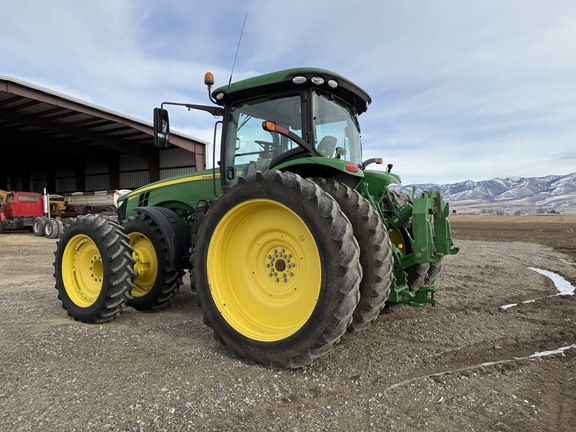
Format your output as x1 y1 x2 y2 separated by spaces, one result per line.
0 215 574 431
451 214 576 265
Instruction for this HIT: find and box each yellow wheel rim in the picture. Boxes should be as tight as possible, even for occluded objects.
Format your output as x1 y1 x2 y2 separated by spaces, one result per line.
62 234 104 308
128 232 158 297
208 198 321 342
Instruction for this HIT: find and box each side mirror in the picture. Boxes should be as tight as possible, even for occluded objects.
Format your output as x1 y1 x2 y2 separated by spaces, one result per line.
153 108 170 147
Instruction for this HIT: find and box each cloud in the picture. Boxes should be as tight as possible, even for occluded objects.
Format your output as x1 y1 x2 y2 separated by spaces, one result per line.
1 0 575 184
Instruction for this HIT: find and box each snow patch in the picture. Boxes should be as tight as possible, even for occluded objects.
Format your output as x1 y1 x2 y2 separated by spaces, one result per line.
500 267 575 309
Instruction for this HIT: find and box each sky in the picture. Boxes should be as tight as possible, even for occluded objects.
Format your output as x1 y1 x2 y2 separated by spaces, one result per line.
1 0 575 185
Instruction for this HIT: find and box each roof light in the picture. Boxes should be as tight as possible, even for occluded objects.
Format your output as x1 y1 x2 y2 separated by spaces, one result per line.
292 76 307 84
215 92 224 100
311 76 325 85
204 72 215 86
327 79 338 88
345 163 359 173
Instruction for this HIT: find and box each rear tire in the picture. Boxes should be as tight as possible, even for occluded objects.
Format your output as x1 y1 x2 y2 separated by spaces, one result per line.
194 171 362 368
53 214 136 323
33 217 46 236
56 220 64 237
313 178 394 338
44 219 59 239
123 212 184 311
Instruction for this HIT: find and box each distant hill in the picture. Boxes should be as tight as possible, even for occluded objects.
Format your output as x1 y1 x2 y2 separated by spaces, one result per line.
395 172 576 215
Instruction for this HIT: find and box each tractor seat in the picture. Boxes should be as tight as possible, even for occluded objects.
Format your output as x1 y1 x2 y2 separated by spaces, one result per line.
316 136 337 157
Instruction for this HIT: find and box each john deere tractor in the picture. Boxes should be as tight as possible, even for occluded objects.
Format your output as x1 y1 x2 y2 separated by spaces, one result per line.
53 68 459 368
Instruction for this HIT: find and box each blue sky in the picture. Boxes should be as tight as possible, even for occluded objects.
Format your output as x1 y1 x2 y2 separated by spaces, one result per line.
2 0 575 184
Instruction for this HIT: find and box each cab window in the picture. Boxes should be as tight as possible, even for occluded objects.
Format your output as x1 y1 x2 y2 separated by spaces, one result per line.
312 91 362 165
224 94 302 182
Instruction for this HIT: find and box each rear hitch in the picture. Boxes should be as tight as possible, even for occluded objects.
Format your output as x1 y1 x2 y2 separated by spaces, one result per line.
389 283 439 307
408 284 439 307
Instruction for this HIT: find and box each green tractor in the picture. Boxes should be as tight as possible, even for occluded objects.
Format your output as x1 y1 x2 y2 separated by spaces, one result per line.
53 68 459 368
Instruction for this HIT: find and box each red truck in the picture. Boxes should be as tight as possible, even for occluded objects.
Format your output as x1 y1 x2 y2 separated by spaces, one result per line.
0 191 44 233
0 189 129 237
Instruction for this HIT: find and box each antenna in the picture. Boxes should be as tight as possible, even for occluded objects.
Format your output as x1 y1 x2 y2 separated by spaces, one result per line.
228 12 248 88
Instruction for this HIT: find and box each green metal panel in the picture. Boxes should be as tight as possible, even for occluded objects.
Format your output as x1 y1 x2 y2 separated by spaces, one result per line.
357 170 401 196
274 157 365 179
120 169 220 229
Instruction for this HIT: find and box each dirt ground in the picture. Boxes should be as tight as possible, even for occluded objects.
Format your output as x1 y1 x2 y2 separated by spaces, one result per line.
1 215 575 431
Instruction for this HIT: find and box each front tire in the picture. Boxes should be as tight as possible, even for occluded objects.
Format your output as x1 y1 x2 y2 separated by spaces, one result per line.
54 215 136 323
123 212 184 311
194 171 362 368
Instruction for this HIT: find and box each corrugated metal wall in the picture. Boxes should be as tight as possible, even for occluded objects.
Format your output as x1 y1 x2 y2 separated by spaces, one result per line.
85 160 111 190
54 167 77 192
29 168 46 192
6 148 198 193
119 154 150 189
159 148 197 179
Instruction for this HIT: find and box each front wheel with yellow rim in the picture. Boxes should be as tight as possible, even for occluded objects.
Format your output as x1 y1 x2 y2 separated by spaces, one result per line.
194 171 362 369
124 213 184 311
53 214 136 323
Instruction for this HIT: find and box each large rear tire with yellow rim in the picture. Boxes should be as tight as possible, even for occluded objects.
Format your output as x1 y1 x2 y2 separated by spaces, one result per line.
194 171 362 368
53 214 136 323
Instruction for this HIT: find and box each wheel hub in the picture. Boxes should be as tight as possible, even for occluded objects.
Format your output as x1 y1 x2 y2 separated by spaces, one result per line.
265 247 296 283
89 255 103 283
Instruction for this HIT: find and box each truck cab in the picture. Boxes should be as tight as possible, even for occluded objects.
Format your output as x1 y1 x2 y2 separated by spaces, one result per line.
0 191 44 232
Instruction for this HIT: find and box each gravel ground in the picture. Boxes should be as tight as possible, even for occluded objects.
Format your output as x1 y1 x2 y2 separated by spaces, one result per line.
1 219 575 431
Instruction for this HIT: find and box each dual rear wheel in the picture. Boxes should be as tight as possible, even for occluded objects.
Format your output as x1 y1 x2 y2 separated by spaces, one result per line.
194 172 394 367
54 212 184 323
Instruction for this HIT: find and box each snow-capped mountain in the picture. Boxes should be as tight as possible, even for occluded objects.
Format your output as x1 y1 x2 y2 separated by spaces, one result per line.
395 172 576 215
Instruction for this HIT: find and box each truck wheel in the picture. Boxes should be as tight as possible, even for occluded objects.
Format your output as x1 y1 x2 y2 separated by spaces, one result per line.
56 220 65 237
313 178 394 338
0 222 4 234
44 219 60 239
194 171 361 368
53 215 136 323
123 213 184 311
33 217 46 236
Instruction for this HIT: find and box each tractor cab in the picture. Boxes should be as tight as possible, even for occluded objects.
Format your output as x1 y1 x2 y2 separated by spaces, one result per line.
212 69 370 186
154 68 373 188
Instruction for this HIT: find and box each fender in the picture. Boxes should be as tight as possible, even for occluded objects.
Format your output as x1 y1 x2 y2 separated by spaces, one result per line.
134 207 192 270
274 157 364 189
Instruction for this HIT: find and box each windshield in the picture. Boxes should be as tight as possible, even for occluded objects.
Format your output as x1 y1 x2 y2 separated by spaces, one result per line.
224 94 302 183
312 91 362 165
